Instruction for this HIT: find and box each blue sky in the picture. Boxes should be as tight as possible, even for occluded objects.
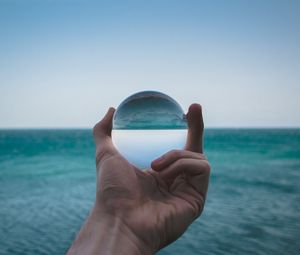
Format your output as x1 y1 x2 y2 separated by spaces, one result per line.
0 0 299 128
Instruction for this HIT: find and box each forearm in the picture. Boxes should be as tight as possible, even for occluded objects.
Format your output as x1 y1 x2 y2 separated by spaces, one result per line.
67 205 152 255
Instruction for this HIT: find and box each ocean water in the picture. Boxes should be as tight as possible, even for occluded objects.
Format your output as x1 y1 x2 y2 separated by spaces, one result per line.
0 129 300 255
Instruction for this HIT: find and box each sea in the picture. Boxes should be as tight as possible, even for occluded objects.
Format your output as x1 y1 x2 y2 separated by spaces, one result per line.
0 129 299 255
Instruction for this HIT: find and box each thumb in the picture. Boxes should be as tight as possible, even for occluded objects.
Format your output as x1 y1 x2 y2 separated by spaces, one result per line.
184 104 204 153
93 107 117 165
93 107 115 139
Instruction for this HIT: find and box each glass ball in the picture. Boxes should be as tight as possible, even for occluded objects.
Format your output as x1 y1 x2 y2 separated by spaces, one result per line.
112 91 187 169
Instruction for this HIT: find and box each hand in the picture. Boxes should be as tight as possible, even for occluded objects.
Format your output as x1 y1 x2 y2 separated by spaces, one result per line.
67 104 210 255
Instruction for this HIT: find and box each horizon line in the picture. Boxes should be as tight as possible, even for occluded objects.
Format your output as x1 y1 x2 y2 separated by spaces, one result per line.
0 126 300 130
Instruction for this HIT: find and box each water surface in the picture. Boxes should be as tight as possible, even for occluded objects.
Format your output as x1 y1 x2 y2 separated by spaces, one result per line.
0 129 299 255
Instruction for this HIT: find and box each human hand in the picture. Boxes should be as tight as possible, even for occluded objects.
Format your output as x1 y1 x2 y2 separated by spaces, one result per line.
67 104 210 255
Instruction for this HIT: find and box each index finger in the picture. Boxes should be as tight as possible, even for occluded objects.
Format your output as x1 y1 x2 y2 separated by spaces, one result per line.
184 104 204 153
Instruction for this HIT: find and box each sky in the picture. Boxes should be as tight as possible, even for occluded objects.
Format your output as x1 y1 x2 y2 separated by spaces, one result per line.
0 0 299 128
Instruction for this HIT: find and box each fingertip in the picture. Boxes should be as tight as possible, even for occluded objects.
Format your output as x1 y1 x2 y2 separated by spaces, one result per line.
103 107 115 123
151 157 164 171
99 107 115 124
104 107 115 135
185 103 204 153
152 153 169 171
151 162 158 171
109 106 116 112
94 107 116 138
188 103 202 113
106 107 116 119
187 104 203 125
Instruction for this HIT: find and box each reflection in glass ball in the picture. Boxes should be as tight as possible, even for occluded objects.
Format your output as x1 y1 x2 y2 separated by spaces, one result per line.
112 91 187 169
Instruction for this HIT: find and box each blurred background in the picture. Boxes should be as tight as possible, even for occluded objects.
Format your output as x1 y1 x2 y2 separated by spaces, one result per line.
1 0 299 128
0 0 299 254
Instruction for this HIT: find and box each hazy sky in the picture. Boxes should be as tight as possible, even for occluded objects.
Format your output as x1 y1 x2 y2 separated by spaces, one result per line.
0 0 299 128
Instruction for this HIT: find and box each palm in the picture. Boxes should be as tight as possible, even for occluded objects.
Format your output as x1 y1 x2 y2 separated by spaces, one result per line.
97 151 206 250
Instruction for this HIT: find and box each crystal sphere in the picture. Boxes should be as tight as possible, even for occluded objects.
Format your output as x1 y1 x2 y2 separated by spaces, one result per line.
112 91 187 169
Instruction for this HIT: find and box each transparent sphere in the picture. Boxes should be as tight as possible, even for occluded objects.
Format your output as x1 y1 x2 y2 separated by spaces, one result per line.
112 91 187 169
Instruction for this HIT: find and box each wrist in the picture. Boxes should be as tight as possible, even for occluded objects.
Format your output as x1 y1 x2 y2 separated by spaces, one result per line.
67 204 153 255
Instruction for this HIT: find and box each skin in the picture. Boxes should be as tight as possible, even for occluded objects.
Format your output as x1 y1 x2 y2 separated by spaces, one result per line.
67 103 211 255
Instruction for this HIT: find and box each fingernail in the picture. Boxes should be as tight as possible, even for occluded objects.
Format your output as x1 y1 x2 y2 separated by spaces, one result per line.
108 107 115 114
153 155 164 164
104 107 115 119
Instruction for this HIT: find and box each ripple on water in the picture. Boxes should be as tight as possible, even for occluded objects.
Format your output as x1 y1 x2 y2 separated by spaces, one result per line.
1 129 300 255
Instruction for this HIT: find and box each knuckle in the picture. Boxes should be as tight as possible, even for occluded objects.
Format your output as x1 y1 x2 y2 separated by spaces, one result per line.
202 160 211 173
170 149 182 158
199 153 208 160
95 146 113 166
193 196 205 220
175 157 189 168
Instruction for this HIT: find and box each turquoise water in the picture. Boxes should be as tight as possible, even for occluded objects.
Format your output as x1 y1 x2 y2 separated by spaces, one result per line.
0 129 300 254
